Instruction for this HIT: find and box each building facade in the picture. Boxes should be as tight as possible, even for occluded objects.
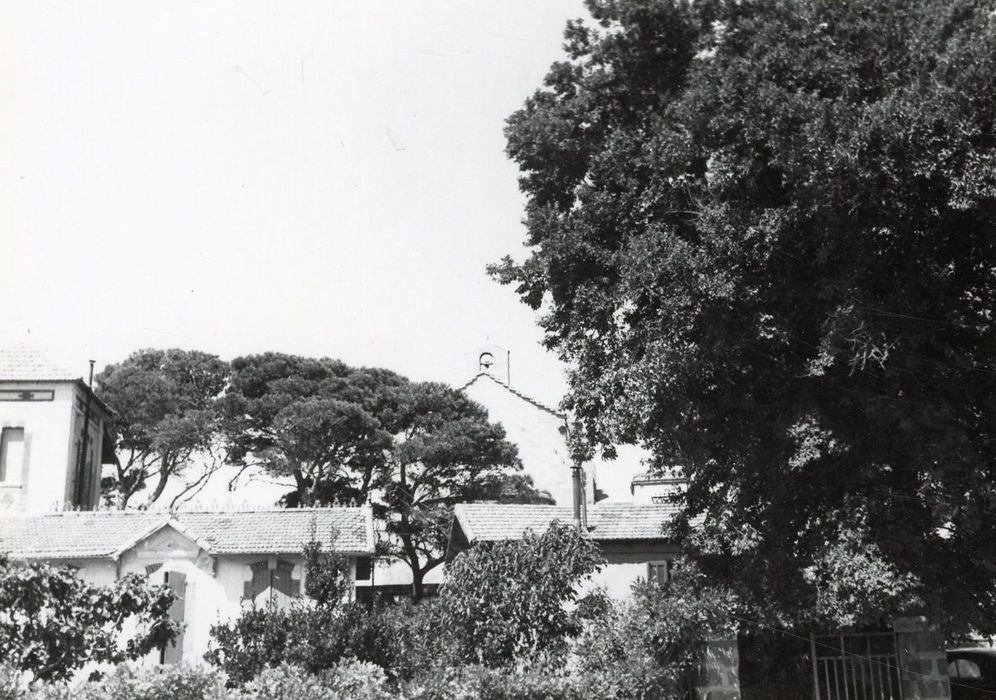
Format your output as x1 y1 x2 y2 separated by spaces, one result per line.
0 508 375 664
0 345 376 666
0 345 112 512
448 502 680 599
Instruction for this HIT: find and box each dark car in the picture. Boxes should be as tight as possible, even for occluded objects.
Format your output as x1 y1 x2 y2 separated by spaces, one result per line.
948 648 996 700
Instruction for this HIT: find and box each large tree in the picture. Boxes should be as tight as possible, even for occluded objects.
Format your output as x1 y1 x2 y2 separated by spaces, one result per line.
97 349 229 508
222 354 525 596
220 353 404 507
376 381 520 597
494 0 996 631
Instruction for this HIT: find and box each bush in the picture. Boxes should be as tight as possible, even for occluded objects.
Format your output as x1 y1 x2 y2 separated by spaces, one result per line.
0 662 29 700
403 664 634 700
22 665 225 700
206 598 443 685
205 605 294 686
10 662 390 700
570 561 741 699
0 555 176 682
438 522 604 667
237 662 389 700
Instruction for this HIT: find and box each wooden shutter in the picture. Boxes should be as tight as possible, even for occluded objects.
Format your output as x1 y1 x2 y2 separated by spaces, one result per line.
272 560 297 597
647 562 670 584
355 556 372 581
243 560 270 600
161 571 186 665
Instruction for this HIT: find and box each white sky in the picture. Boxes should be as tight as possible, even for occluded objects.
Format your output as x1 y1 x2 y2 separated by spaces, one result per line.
1 0 587 406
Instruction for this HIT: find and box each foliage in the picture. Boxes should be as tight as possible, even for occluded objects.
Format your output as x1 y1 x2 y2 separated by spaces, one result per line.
238 662 390 700
438 522 604 666
402 664 625 700
302 539 350 609
206 598 442 686
50 664 224 700
801 509 922 628
97 348 229 508
9 662 386 700
204 605 293 686
375 380 521 598
219 353 402 507
221 353 525 597
572 562 739 699
494 0 996 630
0 663 28 700
0 556 176 683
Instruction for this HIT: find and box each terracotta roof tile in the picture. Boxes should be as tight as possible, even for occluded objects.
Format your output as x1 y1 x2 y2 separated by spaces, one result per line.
0 511 165 558
453 502 678 543
178 508 373 554
0 508 374 559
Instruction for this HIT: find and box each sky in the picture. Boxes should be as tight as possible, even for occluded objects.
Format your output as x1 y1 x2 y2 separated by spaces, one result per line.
1 0 588 407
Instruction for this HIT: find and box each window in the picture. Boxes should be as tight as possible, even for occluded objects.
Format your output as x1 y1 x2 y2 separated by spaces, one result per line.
0 428 25 485
948 658 982 679
647 560 675 585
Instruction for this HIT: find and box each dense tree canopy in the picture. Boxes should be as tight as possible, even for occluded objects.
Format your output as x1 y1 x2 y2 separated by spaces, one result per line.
495 0 996 631
221 354 403 508
375 381 520 597
97 349 229 508
222 353 524 595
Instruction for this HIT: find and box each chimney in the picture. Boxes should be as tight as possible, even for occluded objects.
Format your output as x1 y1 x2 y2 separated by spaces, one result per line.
571 463 582 530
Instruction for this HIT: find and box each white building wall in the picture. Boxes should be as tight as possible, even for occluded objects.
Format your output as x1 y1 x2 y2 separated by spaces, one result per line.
66 527 358 667
0 381 105 512
463 373 647 506
1 383 74 512
463 376 576 508
579 545 680 600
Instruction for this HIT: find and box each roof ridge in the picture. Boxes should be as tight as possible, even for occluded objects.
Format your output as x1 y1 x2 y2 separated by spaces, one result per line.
461 373 566 420
174 506 366 514
0 506 368 518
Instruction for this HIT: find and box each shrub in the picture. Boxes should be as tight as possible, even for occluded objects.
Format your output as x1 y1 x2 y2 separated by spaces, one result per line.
403 663 632 700
438 522 604 666
570 560 740 699
0 555 176 682
302 539 350 609
205 605 294 686
207 596 445 685
372 598 447 681
0 662 28 700
236 662 389 700
23 665 225 700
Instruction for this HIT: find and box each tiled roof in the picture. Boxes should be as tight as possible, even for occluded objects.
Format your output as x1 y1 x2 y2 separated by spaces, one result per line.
0 511 165 559
0 344 79 382
453 502 678 543
178 508 373 554
0 508 374 559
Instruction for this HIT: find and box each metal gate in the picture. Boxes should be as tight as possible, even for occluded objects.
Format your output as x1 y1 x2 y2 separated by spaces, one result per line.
811 632 903 700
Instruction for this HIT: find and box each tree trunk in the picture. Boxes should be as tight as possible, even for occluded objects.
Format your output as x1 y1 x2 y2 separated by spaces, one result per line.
411 567 425 600
292 468 312 506
146 453 174 507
